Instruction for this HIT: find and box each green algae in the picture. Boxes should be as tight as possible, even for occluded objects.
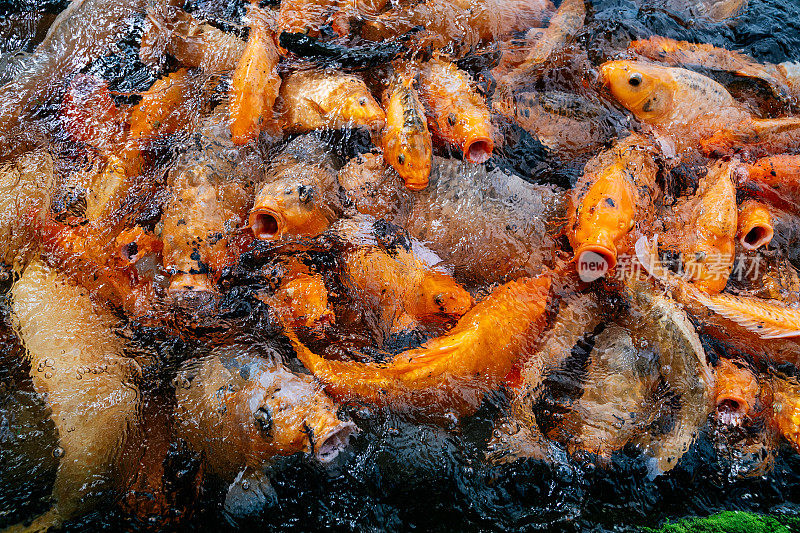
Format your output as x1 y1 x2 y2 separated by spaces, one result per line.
646 511 800 533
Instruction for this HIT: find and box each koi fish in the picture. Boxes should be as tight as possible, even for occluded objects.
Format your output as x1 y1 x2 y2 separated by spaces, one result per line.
249 141 342 241
337 154 565 285
128 68 204 144
660 159 739 293
0 149 54 271
381 66 433 190
288 275 551 416
335 217 473 339
628 36 795 103
715 358 763 427
10 260 140 530
362 0 553 52
269 273 335 336
567 133 660 281
739 154 800 210
277 0 341 37
492 90 619 156
600 60 800 156
737 199 773 251
140 4 245 74
174 349 357 485
338 152 413 222
488 291 603 463
418 58 493 163
770 370 800 453
62 73 126 155
162 108 258 303
621 274 715 473
552 323 660 458
279 69 385 133
497 0 585 89
229 5 281 145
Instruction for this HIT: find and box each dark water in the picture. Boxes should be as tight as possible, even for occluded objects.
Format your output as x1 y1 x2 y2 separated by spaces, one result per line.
1 0 800 531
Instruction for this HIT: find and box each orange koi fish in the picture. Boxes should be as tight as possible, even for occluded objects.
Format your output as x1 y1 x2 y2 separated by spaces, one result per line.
661 159 738 293
340 240 473 338
129 69 199 144
62 74 126 155
628 36 795 103
568 133 660 281
715 358 763 427
381 67 432 190
279 70 385 133
418 58 493 163
270 273 335 335
737 199 774 251
141 5 245 74
229 6 281 145
288 275 551 416
37 216 157 318
600 60 800 156
249 150 342 241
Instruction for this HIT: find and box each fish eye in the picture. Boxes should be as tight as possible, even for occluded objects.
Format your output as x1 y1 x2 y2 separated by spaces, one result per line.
434 294 444 306
628 73 642 87
447 113 457 127
398 153 405 165
298 184 314 204
254 406 273 438
358 97 367 106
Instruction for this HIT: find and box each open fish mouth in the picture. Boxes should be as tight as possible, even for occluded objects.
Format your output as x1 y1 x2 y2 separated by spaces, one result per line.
464 137 494 164
314 421 358 463
249 207 286 240
740 222 774 250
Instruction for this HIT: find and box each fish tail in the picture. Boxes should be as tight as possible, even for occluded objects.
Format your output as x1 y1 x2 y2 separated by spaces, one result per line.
285 329 397 404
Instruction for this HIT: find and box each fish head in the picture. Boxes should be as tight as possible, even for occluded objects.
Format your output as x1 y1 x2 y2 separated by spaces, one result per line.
331 78 386 130
600 61 675 123
383 128 432 190
249 166 337 241
246 368 357 463
437 103 494 164
569 168 637 280
413 271 474 320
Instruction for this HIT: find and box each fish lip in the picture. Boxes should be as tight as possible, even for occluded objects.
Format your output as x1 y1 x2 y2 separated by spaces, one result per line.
574 244 617 282
313 421 358 463
716 397 748 427
402 174 430 191
740 224 774 250
249 206 286 241
463 136 493 164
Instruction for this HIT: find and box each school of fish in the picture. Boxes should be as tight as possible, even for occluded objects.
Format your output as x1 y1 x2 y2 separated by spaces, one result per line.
1 0 800 528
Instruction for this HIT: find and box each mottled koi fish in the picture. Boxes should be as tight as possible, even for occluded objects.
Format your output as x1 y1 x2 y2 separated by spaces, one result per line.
381 67 432 190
